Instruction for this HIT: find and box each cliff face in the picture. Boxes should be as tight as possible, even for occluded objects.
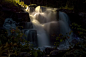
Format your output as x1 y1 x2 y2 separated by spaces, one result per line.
0 1 24 27
23 0 30 5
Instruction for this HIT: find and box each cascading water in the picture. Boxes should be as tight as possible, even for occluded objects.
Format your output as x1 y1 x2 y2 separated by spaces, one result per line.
28 6 51 47
24 6 79 50
58 12 74 50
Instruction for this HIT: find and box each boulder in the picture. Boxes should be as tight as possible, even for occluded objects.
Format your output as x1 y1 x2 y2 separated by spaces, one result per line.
44 47 57 55
71 39 78 44
50 50 66 57
14 12 30 22
3 18 16 36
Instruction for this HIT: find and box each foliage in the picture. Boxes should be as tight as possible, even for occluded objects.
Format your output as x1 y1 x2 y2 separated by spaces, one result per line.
0 27 27 56
0 26 44 57
54 30 73 48
71 23 86 51
1 0 18 7
70 23 86 39
54 22 86 57
15 0 28 8
63 49 86 57
60 4 74 10
61 22 86 57
0 1 43 56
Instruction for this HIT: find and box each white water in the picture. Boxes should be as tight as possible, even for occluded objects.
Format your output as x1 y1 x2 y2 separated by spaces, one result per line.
25 6 79 50
28 6 51 47
58 12 74 50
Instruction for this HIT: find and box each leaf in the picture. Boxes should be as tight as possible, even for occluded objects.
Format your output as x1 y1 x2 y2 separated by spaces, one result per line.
79 32 83 35
15 51 17 56
59 34 62 36
60 39 63 42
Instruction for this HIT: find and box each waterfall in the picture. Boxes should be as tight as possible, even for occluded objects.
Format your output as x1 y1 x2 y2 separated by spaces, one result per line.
58 12 74 50
24 6 78 50
27 6 51 47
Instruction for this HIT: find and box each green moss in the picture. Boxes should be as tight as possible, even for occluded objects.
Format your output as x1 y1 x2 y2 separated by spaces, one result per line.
1 0 18 7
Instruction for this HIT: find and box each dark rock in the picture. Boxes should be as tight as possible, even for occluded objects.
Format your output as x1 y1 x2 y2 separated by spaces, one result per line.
1 53 8 56
50 50 59 55
14 12 30 22
45 48 51 55
71 39 78 44
23 0 30 5
43 55 50 57
59 9 74 13
50 50 66 57
45 47 57 55
25 53 31 57
64 54 75 57
0 27 8 44
2 7 12 12
19 52 30 57
10 54 17 57
0 27 6 30
63 48 86 57
1 8 14 19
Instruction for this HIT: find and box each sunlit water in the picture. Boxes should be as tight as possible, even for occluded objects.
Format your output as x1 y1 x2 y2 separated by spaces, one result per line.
24 6 80 50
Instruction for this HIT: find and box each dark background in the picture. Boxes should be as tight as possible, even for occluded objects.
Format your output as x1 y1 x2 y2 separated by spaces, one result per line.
21 0 86 13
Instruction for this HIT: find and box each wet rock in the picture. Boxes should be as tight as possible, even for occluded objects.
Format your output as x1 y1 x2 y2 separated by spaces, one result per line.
59 9 74 13
63 49 86 57
24 0 31 5
25 53 31 57
3 18 16 36
1 53 8 57
44 47 57 55
14 12 30 22
71 39 78 44
10 53 17 57
64 54 75 57
19 52 27 56
43 55 50 57
45 48 51 55
50 50 59 55
50 50 66 57
19 52 31 57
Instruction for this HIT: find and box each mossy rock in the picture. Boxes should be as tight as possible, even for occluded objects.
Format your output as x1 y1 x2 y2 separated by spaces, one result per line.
63 49 86 57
